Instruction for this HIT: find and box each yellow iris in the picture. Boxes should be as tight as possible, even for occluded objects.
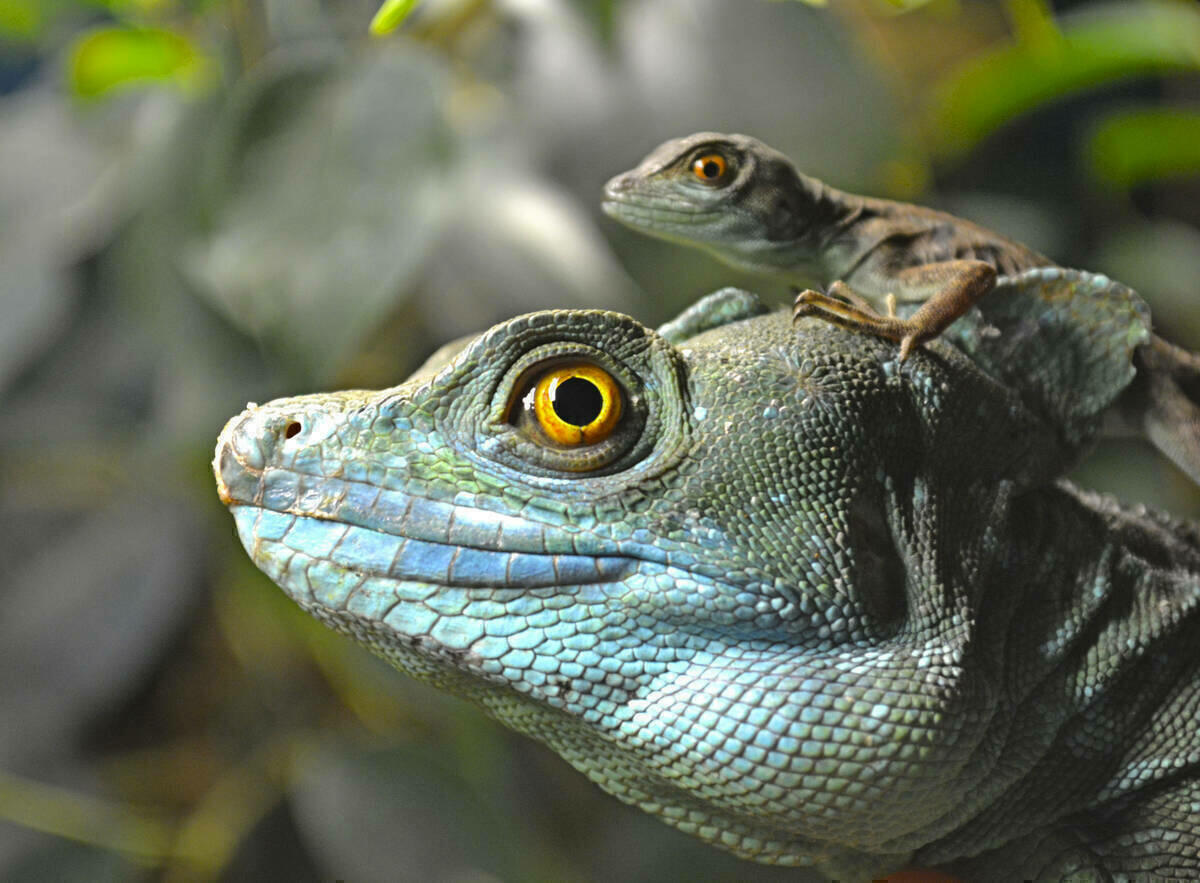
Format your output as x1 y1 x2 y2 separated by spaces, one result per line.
532 363 622 446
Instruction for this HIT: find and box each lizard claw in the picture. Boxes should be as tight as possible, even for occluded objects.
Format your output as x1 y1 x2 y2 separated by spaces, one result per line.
791 289 824 323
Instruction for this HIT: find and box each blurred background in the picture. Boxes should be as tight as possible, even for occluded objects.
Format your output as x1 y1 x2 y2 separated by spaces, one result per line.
1 0 1199 880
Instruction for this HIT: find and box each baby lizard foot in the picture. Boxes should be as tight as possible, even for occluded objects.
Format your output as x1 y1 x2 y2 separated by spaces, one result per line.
792 288 925 361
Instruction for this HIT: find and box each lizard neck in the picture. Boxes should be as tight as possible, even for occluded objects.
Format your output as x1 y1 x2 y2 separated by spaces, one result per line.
806 181 895 284
776 172 881 285
921 479 1200 864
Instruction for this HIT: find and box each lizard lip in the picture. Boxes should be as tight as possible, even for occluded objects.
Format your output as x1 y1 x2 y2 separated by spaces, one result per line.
217 401 640 621
598 185 721 234
230 504 633 596
216 437 615 560
600 194 626 220
214 399 643 585
601 174 641 218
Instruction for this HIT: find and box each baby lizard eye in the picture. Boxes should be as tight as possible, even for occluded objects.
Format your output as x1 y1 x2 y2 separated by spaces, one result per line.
691 153 729 184
528 362 622 446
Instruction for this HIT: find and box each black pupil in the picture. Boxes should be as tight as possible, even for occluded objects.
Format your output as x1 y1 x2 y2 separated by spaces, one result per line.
552 377 604 426
703 160 721 178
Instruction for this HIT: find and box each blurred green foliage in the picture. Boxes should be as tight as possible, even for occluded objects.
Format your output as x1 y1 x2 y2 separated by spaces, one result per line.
932 0 1200 157
370 0 421 33
0 0 39 37
68 25 211 97
1088 107 1200 187
1 0 1198 880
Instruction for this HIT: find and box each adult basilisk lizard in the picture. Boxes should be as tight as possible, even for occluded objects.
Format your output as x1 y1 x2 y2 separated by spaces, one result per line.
217 278 1200 879
603 132 1200 483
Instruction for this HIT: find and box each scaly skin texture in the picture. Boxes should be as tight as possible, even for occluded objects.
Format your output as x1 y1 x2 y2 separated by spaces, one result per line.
603 132 1200 482
216 288 1200 879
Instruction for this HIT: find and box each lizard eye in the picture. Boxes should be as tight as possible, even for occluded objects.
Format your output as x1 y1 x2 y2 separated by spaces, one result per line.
524 362 622 447
691 152 730 185
500 355 644 475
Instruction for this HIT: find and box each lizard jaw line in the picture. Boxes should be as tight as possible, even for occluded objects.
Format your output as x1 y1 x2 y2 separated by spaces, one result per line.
229 504 637 598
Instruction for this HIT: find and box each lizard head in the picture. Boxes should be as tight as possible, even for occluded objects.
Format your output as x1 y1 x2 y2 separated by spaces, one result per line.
602 132 824 281
214 290 1061 874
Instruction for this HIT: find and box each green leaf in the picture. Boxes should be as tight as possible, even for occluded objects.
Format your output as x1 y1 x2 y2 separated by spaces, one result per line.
67 26 213 100
1087 108 1200 188
931 0 1200 156
370 0 421 35
875 0 938 10
0 0 39 39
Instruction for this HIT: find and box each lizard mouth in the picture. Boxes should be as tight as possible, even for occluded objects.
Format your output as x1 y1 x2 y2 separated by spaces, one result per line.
228 504 633 597
216 406 646 687
602 175 727 233
215 402 638 618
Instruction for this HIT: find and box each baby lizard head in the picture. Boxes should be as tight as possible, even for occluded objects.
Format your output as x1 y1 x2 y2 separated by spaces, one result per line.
602 132 825 280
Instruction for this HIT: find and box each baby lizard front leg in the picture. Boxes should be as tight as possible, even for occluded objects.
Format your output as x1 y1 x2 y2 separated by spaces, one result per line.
792 260 997 361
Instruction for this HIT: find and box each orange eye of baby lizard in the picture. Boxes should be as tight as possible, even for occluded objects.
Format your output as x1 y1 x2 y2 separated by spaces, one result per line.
691 153 728 183
531 363 622 446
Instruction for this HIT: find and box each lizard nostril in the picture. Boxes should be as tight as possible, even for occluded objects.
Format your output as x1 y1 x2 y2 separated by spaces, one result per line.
284 420 303 439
